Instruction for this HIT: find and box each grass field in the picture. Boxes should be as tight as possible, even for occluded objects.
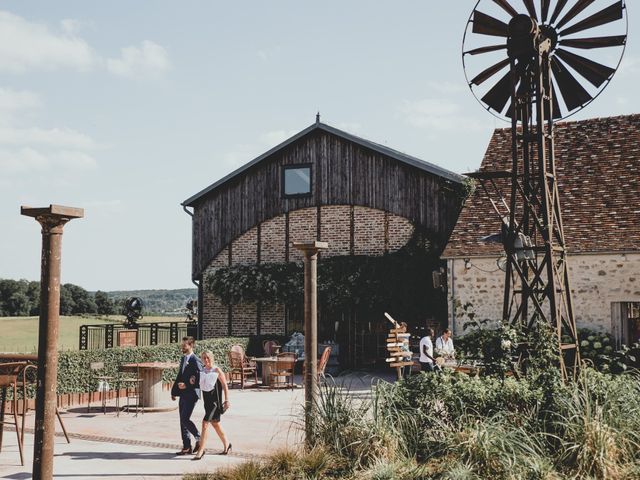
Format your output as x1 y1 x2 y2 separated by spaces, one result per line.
0 315 179 352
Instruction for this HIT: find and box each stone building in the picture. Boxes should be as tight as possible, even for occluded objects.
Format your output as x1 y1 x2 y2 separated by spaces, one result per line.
183 118 465 366
442 114 640 346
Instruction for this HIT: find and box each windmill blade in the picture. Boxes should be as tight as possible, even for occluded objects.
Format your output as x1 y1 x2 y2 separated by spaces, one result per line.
481 70 512 113
551 57 592 111
493 0 518 17
472 10 509 37
550 0 570 24
522 0 538 20
464 44 507 56
559 35 626 49
471 57 510 85
541 0 551 23
555 48 615 87
556 0 597 29
560 1 624 38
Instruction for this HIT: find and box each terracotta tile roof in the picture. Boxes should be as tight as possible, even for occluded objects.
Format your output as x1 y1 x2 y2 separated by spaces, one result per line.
443 114 640 258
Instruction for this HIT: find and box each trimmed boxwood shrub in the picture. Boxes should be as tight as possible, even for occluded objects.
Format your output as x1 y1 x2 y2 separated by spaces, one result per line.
8 337 248 398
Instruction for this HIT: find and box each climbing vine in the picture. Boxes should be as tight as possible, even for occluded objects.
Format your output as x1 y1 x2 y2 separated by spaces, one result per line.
204 227 448 323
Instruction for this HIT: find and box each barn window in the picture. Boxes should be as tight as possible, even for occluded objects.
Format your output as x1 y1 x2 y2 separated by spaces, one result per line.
283 165 312 197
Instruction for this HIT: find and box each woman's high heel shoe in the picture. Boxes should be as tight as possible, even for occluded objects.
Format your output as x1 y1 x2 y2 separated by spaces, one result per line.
221 443 232 455
192 450 205 461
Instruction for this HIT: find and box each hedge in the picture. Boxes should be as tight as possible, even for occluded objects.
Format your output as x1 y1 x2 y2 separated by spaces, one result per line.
7 337 249 398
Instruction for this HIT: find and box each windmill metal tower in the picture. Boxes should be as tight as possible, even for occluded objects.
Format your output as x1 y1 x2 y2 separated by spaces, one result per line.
462 0 627 377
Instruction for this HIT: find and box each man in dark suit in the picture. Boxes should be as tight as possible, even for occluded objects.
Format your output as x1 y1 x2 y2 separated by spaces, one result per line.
172 336 202 455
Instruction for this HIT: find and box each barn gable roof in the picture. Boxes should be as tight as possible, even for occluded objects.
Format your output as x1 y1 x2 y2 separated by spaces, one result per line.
442 113 640 258
182 121 465 207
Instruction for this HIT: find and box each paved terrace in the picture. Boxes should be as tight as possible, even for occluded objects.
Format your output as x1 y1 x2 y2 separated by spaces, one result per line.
0 372 390 480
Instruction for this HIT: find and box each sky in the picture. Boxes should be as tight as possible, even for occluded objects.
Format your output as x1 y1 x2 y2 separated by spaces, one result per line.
1 1 638 291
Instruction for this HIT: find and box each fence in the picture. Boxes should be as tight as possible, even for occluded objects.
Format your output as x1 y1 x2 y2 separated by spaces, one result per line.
79 322 198 350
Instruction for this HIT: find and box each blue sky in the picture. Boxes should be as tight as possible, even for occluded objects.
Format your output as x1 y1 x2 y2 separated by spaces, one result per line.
1 1 638 291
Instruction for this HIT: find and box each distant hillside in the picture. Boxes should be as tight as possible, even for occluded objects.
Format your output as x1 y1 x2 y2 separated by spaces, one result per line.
107 288 197 315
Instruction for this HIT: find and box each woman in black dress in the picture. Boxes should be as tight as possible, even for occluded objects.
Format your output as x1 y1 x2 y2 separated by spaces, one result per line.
192 350 230 460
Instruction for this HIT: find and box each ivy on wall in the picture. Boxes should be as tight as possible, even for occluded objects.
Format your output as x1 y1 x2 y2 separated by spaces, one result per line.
205 227 448 324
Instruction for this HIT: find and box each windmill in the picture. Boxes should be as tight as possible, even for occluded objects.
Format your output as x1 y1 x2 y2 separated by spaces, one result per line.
461 0 627 377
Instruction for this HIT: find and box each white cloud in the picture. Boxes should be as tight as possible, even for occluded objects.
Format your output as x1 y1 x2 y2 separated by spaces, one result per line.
618 54 640 76
425 81 467 94
0 11 96 73
335 122 362 133
0 84 99 177
398 98 485 132
0 147 48 173
257 46 281 63
0 11 171 80
0 147 96 174
0 87 41 113
106 40 171 79
60 18 82 35
259 129 298 146
0 126 96 149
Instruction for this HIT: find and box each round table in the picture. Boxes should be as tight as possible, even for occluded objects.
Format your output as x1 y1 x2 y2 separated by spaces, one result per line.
122 362 178 411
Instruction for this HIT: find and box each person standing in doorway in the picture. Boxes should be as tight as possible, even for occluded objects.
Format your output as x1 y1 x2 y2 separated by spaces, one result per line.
419 328 436 372
172 336 202 455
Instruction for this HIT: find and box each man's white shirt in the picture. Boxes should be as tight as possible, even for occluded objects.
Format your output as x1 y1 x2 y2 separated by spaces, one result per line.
435 336 454 356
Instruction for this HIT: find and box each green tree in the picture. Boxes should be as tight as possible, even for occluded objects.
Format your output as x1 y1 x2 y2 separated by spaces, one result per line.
94 290 115 315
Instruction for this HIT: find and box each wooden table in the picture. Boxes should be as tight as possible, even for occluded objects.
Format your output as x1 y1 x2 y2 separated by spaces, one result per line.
122 362 178 411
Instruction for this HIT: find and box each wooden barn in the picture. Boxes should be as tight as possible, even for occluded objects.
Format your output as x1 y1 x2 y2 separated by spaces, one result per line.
182 118 466 368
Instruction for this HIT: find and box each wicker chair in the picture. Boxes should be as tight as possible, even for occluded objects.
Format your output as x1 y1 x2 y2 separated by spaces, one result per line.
262 340 281 356
318 346 332 380
228 346 258 389
269 352 296 390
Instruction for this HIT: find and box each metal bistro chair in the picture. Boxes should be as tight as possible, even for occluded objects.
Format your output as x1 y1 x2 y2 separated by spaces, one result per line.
116 364 143 417
87 361 114 414
269 352 296 390
17 363 70 450
228 346 258 389
0 373 24 465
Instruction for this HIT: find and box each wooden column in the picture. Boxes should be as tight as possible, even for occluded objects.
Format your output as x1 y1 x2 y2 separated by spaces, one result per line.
293 240 328 449
21 204 83 480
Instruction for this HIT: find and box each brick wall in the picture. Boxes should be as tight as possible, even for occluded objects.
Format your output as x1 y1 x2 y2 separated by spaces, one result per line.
353 206 386 256
261 303 286 334
232 227 257 264
231 303 258 336
288 207 318 262
320 205 351 256
387 213 414 251
201 247 229 338
261 215 286 262
446 253 640 339
201 205 416 337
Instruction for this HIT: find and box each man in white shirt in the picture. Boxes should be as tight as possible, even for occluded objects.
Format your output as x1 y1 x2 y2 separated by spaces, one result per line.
419 328 436 373
435 328 455 359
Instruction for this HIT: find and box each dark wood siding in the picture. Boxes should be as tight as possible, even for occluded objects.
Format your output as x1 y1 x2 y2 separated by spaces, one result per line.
191 130 462 278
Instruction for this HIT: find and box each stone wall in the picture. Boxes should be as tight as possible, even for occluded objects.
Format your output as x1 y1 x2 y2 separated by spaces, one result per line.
446 253 640 339
202 205 415 337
